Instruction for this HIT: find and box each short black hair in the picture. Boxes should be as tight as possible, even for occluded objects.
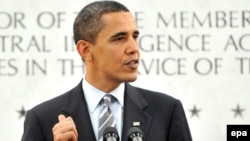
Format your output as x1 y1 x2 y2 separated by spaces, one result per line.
73 1 130 44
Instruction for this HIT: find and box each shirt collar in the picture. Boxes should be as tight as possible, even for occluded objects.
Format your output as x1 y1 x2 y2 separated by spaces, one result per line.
82 78 125 113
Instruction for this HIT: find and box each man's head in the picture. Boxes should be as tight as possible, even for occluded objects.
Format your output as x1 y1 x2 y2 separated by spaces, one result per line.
74 1 140 92
73 1 129 44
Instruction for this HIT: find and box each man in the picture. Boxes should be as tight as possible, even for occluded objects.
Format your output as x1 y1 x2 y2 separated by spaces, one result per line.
22 1 192 141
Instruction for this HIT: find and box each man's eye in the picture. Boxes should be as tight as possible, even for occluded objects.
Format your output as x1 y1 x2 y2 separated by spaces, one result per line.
133 35 138 40
114 37 124 41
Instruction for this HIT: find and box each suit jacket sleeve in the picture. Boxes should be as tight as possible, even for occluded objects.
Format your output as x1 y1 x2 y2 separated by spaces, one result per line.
168 100 192 141
21 110 45 141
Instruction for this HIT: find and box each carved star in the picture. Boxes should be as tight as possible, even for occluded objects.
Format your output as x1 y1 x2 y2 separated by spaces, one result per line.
231 104 245 118
189 105 201 118
17 106 26 119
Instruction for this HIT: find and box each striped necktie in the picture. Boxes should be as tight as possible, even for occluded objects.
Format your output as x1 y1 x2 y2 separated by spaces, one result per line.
98 95 115 141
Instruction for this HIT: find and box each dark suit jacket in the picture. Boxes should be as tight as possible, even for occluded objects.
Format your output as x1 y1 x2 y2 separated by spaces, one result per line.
22 81 192 141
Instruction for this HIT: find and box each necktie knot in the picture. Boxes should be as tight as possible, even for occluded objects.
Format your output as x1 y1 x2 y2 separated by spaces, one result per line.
103 95 112 106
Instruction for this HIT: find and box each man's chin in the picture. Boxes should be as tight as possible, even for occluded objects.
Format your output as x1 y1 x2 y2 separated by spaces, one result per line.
124 75 137 82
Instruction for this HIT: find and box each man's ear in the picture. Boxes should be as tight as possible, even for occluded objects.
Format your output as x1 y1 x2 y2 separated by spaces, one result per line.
76 40 93 61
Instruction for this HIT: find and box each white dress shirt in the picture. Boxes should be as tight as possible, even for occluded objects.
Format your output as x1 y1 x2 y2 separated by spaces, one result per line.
82 78 124 140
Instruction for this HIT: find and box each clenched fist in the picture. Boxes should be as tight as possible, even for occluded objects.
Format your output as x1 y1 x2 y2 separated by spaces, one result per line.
52 115 78 141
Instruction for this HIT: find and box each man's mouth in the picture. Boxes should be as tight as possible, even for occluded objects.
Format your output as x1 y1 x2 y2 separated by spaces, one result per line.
125 59 139 69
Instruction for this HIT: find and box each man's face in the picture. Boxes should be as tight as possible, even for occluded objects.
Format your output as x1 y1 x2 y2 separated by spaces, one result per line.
90 12 140 83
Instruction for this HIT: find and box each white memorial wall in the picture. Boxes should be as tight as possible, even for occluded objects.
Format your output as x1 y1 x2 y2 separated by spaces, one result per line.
0 0 249 140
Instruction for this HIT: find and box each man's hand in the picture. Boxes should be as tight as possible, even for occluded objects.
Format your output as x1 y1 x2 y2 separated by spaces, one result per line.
52 114 78 141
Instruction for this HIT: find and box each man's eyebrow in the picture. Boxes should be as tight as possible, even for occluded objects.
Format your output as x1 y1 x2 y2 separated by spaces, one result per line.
110 32 127 39
134 30 140 35
110 30 140 39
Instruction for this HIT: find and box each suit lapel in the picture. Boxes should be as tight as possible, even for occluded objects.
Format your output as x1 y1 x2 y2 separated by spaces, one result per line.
122 83 152 141
62 81 96 141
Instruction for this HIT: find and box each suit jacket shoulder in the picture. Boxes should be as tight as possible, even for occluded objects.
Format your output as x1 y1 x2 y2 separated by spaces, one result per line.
134 85 177 105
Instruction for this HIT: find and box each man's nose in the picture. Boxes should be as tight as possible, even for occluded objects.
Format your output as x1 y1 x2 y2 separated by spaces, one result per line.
125 38 139 55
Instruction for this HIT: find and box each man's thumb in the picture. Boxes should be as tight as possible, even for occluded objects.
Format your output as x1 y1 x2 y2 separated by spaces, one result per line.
58 114 66 122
